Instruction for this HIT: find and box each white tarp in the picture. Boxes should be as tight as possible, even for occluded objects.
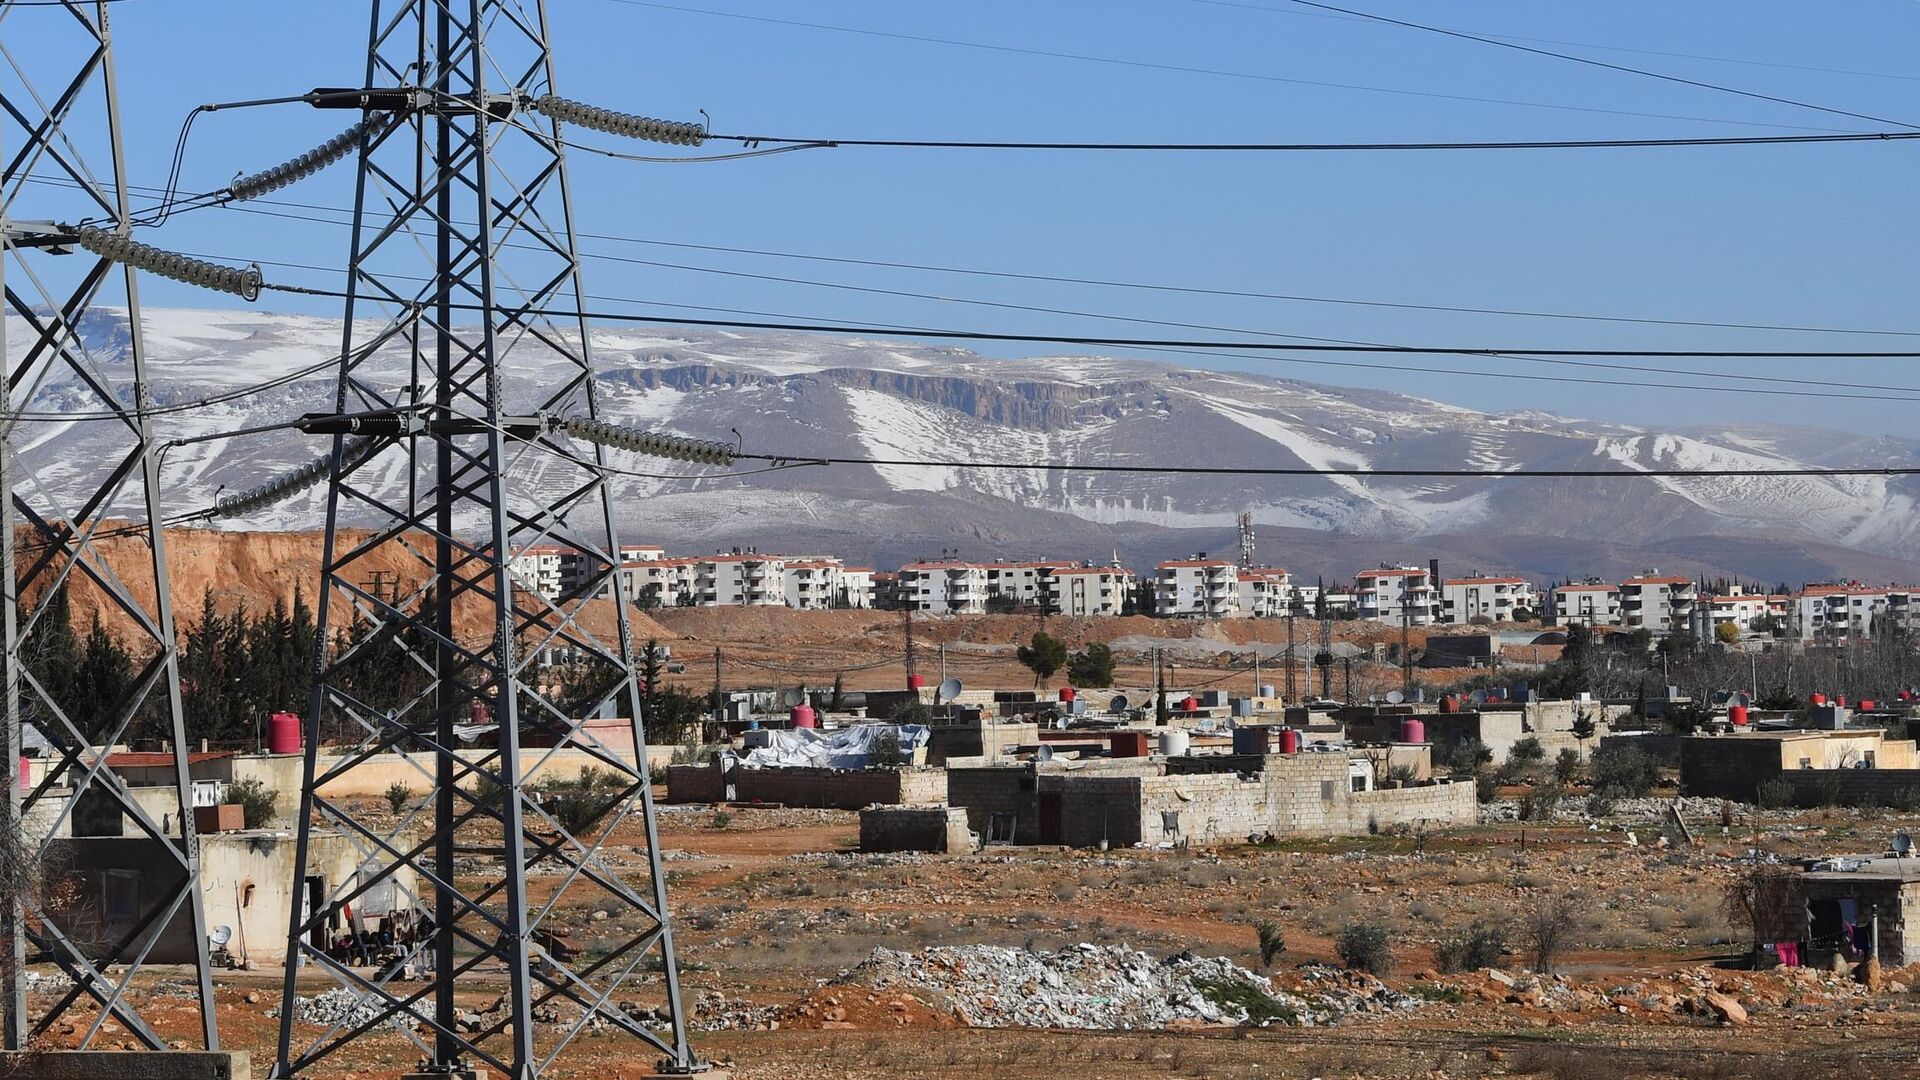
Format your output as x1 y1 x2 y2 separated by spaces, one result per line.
739 723 930 769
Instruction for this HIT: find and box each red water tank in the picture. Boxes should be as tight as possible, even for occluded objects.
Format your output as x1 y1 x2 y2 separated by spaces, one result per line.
1438 695 1458 714
1729 705 1750 726
1059 687 1076 702
790 704 817 729
1837 696 1849 708
266 711 303 755
1180 696 1199 712
1810 693 1827 706
1399 718 1427 744
1109 731 1151 758
1861 700 1877 712
907 673 926 690
1277 728 1302 754
16 757 27 792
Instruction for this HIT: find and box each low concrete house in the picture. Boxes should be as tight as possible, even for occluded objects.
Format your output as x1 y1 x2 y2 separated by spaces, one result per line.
1680 730 1920 803
948 753 1475 848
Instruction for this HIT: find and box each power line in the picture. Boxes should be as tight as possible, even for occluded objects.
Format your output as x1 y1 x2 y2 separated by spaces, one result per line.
1188 0 1920 85
29 174 1920 340
250 282 1920 361
725 452 1920 480
591 0 1851 134
715 130 1920 152
1284 0 1920 131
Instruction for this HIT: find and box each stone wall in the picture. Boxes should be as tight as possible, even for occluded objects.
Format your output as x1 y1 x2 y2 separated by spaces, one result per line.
1677 737 1790 801
1348 780 1478 832
664 763 946 808
860 805 975 853
1138 772 1271 846
1049 774 1147 847
947 766 1038 844
1776 769 1920 808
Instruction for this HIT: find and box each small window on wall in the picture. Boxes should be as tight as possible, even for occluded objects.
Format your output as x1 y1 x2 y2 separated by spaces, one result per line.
1320 780 1336 801
1800 758 1813 769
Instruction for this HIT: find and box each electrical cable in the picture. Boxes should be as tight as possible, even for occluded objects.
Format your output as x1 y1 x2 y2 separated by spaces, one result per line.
722 452 1920 479
1282 0 1920 132
709 130 1920 152
30 173 1920 340
587 0 1854 134
253 282 1920 361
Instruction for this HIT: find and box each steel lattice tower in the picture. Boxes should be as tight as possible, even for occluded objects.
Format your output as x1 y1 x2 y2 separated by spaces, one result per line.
0 0 217 1053
272 1 697 1076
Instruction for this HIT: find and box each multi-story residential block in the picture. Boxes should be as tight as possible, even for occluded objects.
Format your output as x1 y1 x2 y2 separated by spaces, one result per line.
628 557 695 609
898 561 990 614
983 561 1053 610
839 567 876 609
693 551 787 607
565 544 667 599
1354 566 1439 625
508 544 569 599
1794 585 1920 642
1701 588 1789 639
1547 581 1620 626
1440 575 1536 624
1049 565 1136 617
782 559 843 610
1235 568 1293 618
1156 558 1238 618
1619 573 1697 635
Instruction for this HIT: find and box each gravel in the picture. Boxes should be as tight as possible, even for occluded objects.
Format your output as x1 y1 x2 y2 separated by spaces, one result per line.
850 943 1420 1030
275 987 425 1031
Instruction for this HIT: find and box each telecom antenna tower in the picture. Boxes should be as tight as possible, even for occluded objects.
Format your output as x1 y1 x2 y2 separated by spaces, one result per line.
273 1 700 1076
0 0 217 1052
1236 511 1254 570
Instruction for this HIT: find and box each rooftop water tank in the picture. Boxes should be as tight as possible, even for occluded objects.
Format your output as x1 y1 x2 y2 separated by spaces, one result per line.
1399 717 1427 744
1729 704 1750 726
1231 726 1269 755
907 674 926 690
1059 687 1076 702
1277 727 1302 754
790 704 817 729
1160 730 1191 756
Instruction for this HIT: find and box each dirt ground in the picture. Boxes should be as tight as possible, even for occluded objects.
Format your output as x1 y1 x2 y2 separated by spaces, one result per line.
46 793 1920 1080
646 606 1498 700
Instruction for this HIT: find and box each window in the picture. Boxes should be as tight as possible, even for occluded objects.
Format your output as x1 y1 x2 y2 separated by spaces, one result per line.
102 870 140 923
1320 780 1336 801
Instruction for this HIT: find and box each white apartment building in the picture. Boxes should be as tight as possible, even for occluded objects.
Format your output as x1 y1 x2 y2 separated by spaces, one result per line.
1547 582 1620 626
899 561 989 614
508 544 569 599
1440 575 1536 624
1156 559 1238 618
1619 574 1698 635
1234 568 1293 618
1702 589 1789 638
983 562 1053 609
629 557 695 608
1354 567 1439 625
1793 585 1920 642
1049 565 1135 616
839 567 876 609
693 552 787 607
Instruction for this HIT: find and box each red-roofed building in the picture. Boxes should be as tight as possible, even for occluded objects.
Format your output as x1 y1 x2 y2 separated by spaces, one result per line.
1235 567 1293 618
1354 566 1439 625
1156 556 1237 618
1619 571 1698 634
1547 580 1621 627
1049 564 1137 617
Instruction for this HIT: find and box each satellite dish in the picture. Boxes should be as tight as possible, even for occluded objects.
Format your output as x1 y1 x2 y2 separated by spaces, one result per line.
1469 689 1488 706
209 926 233 948
1896 832 1913 857
1109 694 1130 713
1036 744 1055 762
935 678 963 704
1385 690 1405 705
779 687 806 708
1732 691 1752 708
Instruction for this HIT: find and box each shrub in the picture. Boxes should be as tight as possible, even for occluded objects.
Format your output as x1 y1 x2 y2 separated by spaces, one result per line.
1755 777 1794 810
1553 748 1584 785
1508 736 1546 768
1585 784 1625 817
1065 643 1116 688
384 781 413 814
1815 773 1846 808
1254 919 1286 970
1193 976 1297 1026
539 766 627 835
1589 743 1658 797
1335 921 1392 975
1519 780 1563 822
1387 764 1418 785
711 809 733 829
1437 737 1493 771
226 777 279 829
1434 919 1508 973
869 725 903 767
1474 770 1499 805
1895 785 1920 813
1524 893 1580 974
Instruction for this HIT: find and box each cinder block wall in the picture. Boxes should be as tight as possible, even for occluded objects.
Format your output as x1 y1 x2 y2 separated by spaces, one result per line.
1348 779 1478 832
1139 772 1270 845
1778 769 1920 807
666 762 724 802
860 806 973 852
948 766 1039 843
1678 738 1789 800
1051 775 1147 847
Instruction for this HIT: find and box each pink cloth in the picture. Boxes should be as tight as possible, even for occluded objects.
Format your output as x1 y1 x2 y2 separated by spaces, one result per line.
1775 941 1800 967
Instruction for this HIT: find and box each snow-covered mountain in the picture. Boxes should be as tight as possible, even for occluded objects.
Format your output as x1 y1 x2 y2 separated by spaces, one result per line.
12 306 1920 584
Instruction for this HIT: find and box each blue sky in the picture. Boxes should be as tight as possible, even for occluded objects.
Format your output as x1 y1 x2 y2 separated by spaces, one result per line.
49 0 1920 433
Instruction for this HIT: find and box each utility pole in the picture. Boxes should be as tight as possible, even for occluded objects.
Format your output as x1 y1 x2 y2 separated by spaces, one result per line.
939 642 947 686
904 605 917 688
2 0 216 1052
1284 613 1297 703
273 2 701 1074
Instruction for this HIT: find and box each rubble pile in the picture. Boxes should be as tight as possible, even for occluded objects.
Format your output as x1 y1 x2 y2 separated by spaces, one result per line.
278 987 424 1031
685 988 782 1031
852 943 1420 1030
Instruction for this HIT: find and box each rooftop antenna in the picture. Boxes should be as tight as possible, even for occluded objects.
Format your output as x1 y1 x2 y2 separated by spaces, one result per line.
1238 511 1256 570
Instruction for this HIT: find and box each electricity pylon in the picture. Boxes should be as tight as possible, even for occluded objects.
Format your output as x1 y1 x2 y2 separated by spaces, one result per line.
0 0 217 1053
272 1 698 1076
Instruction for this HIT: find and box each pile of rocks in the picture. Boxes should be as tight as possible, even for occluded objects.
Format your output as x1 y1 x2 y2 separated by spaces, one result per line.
684 988 782 1031
278 987 425 1031
852 943 1420 1030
